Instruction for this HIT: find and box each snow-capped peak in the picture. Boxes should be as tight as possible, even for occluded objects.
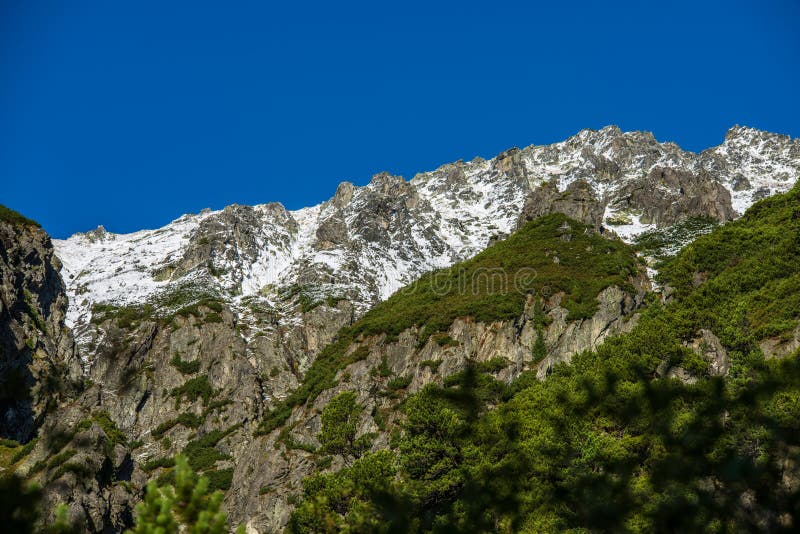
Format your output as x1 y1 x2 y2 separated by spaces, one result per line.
54 125 799 337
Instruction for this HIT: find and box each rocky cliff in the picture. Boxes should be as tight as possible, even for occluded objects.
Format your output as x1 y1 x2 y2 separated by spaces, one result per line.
55 125 799 353
0 215 79 442
1 125 798 532
0 212 136 531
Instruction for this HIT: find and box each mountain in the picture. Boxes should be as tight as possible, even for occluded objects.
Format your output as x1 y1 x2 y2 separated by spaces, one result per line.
54 126 798 354
0 125 798 532
285 182 800 532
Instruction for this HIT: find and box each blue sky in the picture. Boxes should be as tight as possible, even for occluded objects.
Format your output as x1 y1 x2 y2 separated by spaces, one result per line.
2 0 798 238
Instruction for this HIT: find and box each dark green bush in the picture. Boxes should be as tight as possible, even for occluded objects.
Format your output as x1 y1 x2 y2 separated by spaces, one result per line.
171 376 215 407
170 355 201 375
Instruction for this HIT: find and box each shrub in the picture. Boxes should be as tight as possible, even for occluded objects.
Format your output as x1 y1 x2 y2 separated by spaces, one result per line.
141 456 175 473
319 391 365 458
92 411 126 446
433 334 459 347
182 424 240 472
9 438 37 464
420 359 442 373
170 355 201 375
204 468 234 492
171 376 215 407
386 375 413 391
129 455 230 533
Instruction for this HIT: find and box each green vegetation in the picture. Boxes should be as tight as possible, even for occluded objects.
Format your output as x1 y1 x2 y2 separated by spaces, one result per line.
475 356 510 374
280 430 317 454
169 355 201 375
23 290 47 333
419 359 442 373
432 334 459 347
657 187 800 343
0 204 41 228
9 438 37 465
90 303 153 329
171 376 215 407
279 284 347 314
46 449 77 472
171 297 225 323
204 467 234 492
259 214 639 435
183 424 240 473
288 184 800 532
373 355 392 378
50 461 92 482
531 297 549 363
141 456 175 473
634 215 719 262
351 214 638 342
318 391 366 459
288 451 397 533
89 286 226 329
385 375 412 392
153 282 224 316
127 455 232 534
257 339 371 435
152 413 204 439
91 411 127 446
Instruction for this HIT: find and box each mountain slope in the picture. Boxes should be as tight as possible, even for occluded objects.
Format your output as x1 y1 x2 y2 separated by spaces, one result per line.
2 126 798 533
286 183 800 533
54 125 799 362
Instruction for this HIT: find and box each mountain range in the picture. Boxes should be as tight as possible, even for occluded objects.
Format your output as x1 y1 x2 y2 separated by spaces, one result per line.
1 124 799 533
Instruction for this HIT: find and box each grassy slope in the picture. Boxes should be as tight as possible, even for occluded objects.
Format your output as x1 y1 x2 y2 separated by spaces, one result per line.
353 213 639 340
0 204 41 228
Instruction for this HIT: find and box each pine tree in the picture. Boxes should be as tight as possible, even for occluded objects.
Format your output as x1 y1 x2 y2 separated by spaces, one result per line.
318 391 367 460
127 455 230 534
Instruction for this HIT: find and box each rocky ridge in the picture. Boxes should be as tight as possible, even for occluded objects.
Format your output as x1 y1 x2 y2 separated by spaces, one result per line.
1 125 797 532
55 125 800 366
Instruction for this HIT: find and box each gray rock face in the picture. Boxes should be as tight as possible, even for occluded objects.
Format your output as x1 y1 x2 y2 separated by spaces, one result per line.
230 276 649 533
17 125 796 531
0 220 134 532
54 125 800 346
760 324 800 360
0 221 79 442
688 329 730 377
519 178 606 227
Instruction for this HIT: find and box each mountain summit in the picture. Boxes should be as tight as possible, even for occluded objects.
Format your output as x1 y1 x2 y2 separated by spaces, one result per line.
2 126 798 532
55 126 798 346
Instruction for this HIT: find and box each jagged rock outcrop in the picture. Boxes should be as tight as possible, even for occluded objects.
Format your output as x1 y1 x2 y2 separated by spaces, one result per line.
0 216 135 531
0 219 79 442
518 178 606 228
228 274 649 532
760 324 800 360
54 126 800 355
13 125 794 532
687 328 730 377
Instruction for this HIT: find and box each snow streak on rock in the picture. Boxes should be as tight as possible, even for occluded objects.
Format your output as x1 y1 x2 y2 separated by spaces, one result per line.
55 125 799 337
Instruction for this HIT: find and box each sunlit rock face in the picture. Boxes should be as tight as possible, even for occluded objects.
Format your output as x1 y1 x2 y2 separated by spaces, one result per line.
55 125 799 354
37 125 797 532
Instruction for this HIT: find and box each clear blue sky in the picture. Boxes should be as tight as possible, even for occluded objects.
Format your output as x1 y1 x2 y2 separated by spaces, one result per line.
2 0 798 238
